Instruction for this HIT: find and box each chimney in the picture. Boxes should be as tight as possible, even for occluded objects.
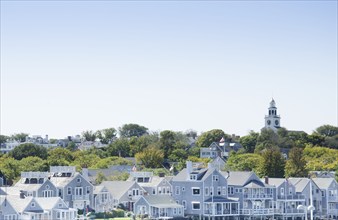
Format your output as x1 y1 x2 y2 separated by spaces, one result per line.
264 176 269 184
19 190 26 199
186 161 193 176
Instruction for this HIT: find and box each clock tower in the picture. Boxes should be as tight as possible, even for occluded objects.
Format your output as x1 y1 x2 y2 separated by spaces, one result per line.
264 98 281 131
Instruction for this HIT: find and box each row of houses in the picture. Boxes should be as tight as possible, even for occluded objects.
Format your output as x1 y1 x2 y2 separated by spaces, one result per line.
1 162 337 220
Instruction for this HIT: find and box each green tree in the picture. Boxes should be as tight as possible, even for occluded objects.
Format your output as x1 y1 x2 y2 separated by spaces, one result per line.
303 146 338 171
47 148 74 166
119 123 148 138
315 125 338 137
323 135 338 149
0 135 9 144
96 128 117 144
256 128 279 149
196 129 228 148
239 131 259 153
135 145 164 168
11 133 29 142
9 143 48 160
258 147 285 178
82 130 97 141
0 156 20 185
19 156 48 172
71 150 100 169
129 133 159 156
168 148 188 162
285 147 308 177
107 138 130 157
226 152 262 172
66 141 77 151
96 171 108 184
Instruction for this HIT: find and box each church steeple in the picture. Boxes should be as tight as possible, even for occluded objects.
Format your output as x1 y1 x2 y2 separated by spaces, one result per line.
265 98 281 131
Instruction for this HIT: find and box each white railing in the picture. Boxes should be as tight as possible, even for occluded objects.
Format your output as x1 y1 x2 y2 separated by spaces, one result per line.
274 208 305 215
72 194 90 200
241 209 274 215
328 195 338 202
244 194 273 199
204 210 240 216
277 195 305 200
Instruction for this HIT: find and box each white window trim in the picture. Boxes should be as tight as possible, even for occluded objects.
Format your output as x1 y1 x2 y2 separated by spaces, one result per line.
192 187 200 196
192 202 201 210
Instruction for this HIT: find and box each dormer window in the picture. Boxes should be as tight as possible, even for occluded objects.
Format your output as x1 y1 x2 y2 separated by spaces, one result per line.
190 174 197 180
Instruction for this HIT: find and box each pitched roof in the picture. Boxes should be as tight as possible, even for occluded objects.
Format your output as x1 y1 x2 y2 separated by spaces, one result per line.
142 195 183 208
34 197 62 210
101 181 136 199
224 171 253 186
288 178 309 192
312 178 335 189
5 195 34 212
263 178 286 187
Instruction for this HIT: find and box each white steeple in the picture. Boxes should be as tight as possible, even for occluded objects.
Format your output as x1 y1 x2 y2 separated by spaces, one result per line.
264 98 281 131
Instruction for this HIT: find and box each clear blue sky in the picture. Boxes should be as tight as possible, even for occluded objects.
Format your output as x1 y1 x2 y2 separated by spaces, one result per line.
1 1 337 138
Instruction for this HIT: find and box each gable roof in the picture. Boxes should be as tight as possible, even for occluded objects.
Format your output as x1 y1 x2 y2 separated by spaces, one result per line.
312 178 336 189
141 195 183 208
288 178 311 192
101 181 139 199
263 178 286 187
224 171 254 186
5 195 35 212
34 197 63 210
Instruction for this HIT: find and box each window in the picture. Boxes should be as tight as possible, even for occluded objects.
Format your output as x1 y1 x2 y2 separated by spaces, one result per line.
58 189 62 197
158 187 162 194
175 186 180 195
45 185 50 190
192 188 200 195
190 174 197 180
213 175 219 182
67 187 71 195
86 186 90 194
210 187 214 196
152 188 156 195
27 192 33 197
192 202 200 210
173 208 177 215
132 189 139 196
182 187 185 191
204 187 209 196
58 203 62 208
77 178 81 183
281 188 284 196
57 212 60 219
166 187 170 194
31 202 35 207
217 187 221 195
289 188 293 195
222 187 227 195
182 200 187 210
228 187 234 195
43 190 53 197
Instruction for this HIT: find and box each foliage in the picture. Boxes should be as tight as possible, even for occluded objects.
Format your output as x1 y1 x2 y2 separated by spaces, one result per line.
258 147 285 178
119 123 148 138
226 152 262 172
71 150 101 169
66 141 77 151
303 145 338 171
196 129 228 148
129 133 159 155
107 138 130 157
0 135 9 144
108 172 130 181
82 130 97 141
141 168 171 176
19 156 48 172
185 130 198 139
323 135 338 149
9 143 48 160
11 133 29 142
95 171 107 184
0 156 20 185
135 145 164 168
96 128 117 144
256 128 279 150
47 147 74 166
284 147 308 177
315 125 338 137
91 156 133 169
159 130 189 158
239 131 259 153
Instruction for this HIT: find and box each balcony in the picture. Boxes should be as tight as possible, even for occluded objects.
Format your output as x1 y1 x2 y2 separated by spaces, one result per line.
328 195 338 202
72 194 89 200
241 209 274 215
243 194 273 199
277 195 305 201
204 209 239 216
274 208 305 215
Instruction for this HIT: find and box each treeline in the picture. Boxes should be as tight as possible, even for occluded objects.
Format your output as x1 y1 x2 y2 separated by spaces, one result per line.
0 124 337 185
